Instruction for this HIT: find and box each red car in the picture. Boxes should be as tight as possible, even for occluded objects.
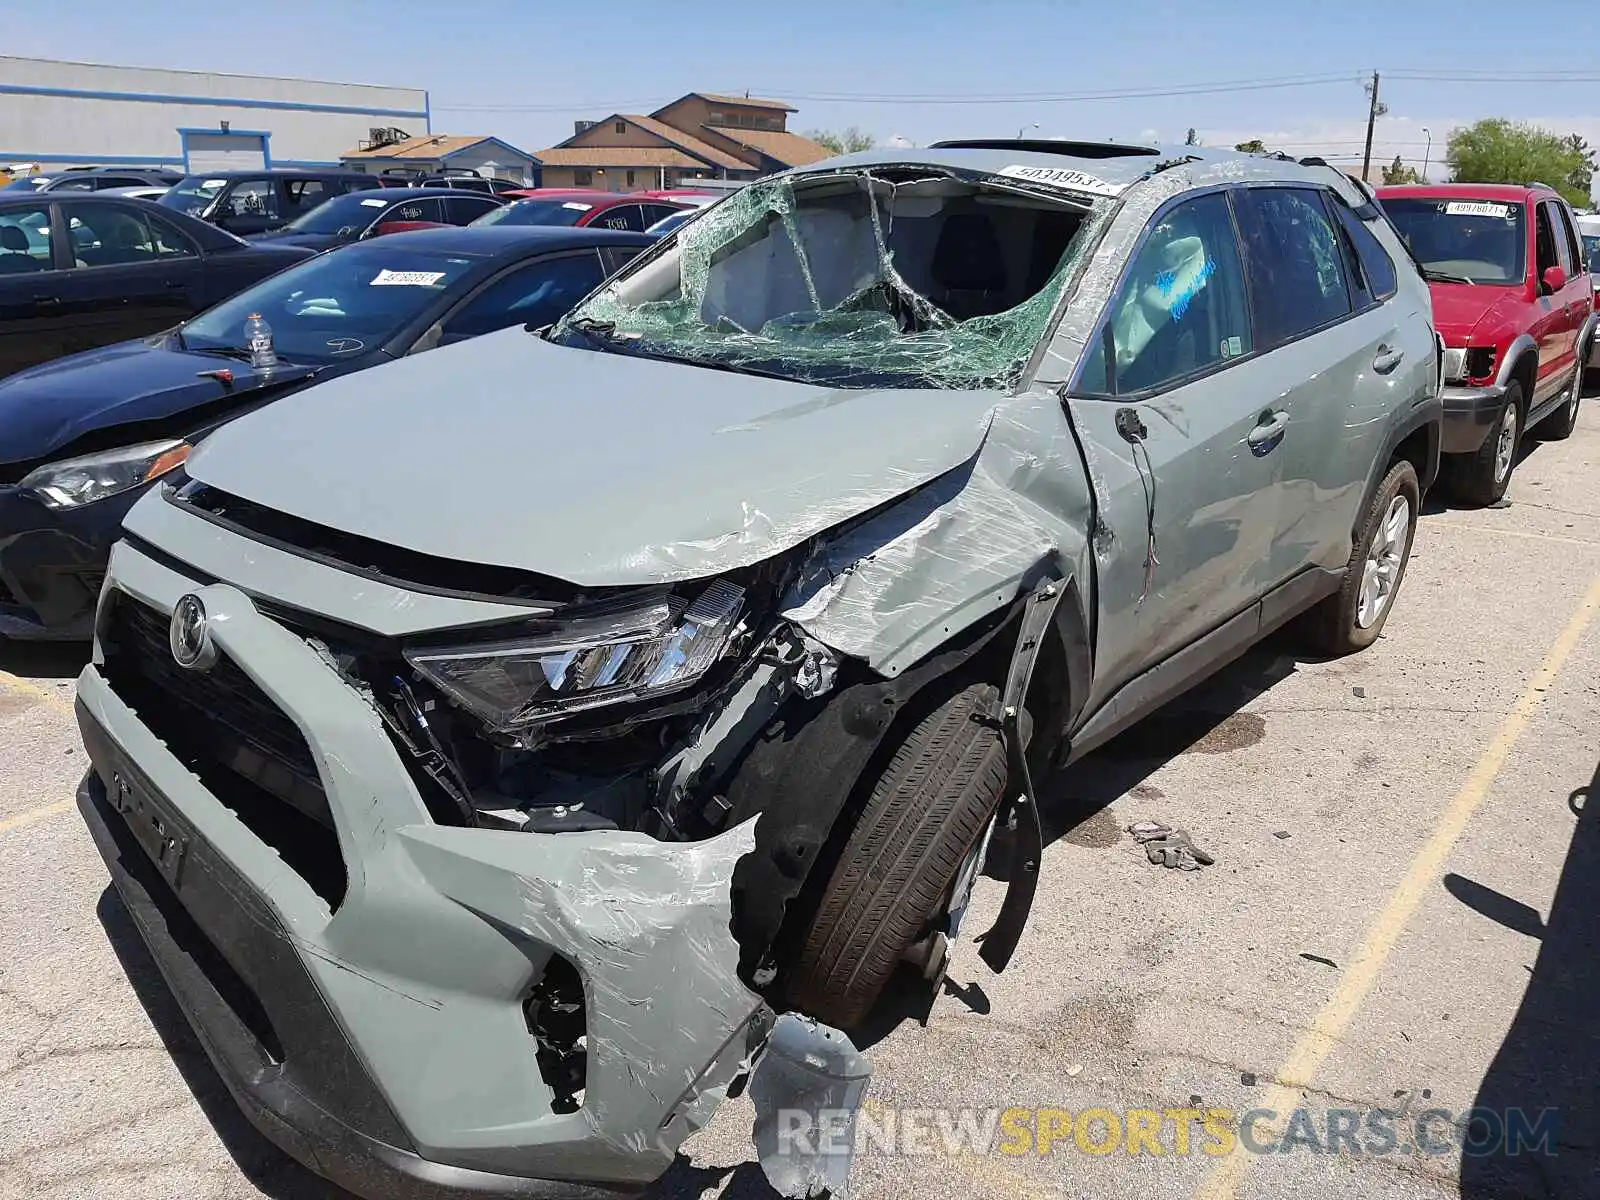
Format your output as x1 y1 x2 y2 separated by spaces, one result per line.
1379 182 1596 504
473 188 694 233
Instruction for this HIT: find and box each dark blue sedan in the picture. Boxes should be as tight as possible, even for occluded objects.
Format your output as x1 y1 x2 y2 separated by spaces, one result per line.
0 225 652 639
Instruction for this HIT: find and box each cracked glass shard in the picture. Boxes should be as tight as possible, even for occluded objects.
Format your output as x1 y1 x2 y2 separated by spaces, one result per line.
750 1014 874 1199
558 168 1102 390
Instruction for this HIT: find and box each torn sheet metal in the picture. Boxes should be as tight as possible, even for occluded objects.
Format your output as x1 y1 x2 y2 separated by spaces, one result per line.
781 391 1094 677
400 817 772 1168
751 1014 873 1200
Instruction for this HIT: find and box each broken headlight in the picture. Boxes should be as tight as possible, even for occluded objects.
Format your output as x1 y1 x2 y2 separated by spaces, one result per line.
405 580 746 733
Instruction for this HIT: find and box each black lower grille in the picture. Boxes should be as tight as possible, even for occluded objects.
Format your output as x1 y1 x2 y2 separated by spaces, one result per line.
101 593 347 908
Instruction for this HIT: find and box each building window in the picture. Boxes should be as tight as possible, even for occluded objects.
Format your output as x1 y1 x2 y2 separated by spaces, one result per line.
708 111 727 125
614 120 627 134
574 169 593 186
626 169 636 186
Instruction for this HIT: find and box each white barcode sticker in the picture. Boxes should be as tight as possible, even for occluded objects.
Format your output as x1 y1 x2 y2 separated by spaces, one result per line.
562 201 593 211
360 197 388 207
1445 201 1513 218
370 269 446 287
996 164 1123 197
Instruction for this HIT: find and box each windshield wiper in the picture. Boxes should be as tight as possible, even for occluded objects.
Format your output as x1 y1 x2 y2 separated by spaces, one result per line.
1423 268 1476 285
560 316 619 346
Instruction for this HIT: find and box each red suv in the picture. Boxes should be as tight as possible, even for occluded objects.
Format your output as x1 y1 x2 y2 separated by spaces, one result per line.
1378 182 1595 504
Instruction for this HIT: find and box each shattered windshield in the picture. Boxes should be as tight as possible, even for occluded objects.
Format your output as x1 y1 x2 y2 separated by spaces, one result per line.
552 169 1100 389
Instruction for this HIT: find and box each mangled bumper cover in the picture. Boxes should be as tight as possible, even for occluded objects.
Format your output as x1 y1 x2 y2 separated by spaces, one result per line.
74 540 772 1197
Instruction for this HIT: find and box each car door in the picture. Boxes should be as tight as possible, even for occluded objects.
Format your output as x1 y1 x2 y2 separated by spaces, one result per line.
429 251 606 348
1232 184 1426 581
1548 199 1590 393
1530 200 1572 402
211 178 281 236
1064 188 1283 705
0 202 74 376
48 201 202 355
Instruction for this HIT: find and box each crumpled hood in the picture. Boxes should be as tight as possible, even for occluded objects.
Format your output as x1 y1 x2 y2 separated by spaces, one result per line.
0 340 317 466
1428 283 1524 344
183 328 1001 586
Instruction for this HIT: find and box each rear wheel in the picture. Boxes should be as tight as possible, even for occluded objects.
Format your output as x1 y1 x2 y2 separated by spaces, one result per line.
1535 389 1580 441
1445 382 1522 506
782 682 1009 1030
1303 459 1419 656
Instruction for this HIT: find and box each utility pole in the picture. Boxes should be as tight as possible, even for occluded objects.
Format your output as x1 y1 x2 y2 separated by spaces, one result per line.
1361 71 1381 183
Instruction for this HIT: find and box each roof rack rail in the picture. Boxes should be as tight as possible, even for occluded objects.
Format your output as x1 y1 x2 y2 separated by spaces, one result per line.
930 138 1160 160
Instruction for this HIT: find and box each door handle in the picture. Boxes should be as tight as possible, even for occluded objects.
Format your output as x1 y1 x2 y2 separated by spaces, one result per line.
1373 345 1405 374
1247 410 1289 454
32 294 61 308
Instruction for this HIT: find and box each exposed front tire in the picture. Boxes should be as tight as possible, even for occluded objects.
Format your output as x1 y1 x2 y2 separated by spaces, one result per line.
1445 382 1522 505
1303 459 1420 657
782 682 1009 1030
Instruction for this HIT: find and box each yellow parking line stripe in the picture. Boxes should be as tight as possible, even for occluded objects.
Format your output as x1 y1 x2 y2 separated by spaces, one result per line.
0 669 75 711
1195 572 1600 1200
0 799 74 836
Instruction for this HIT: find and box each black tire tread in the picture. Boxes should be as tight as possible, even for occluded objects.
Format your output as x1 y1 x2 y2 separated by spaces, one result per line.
1445 382 1521 506
784 682 1008 1028
1303 459 1419 657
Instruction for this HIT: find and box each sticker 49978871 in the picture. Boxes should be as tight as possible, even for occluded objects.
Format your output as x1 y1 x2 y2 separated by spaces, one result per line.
995 164 1124 197
1444 200 1513 219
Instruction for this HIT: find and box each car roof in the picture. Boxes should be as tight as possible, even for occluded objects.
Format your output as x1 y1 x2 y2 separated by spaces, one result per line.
502 189 648 208
1376 182 1549 203
363 187 505 201
364 225 658 255
782 139 1365 195
175 168 368 180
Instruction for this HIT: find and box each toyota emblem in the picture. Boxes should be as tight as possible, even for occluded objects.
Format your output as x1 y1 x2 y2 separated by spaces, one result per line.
169 594 216 671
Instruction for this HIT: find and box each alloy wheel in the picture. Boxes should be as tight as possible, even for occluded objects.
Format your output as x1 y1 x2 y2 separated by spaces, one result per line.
1356 494 1411 629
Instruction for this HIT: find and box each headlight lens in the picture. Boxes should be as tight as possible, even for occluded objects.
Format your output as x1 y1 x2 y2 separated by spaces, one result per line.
405 579 746 732
1441 347 1467 383
19 438 191 509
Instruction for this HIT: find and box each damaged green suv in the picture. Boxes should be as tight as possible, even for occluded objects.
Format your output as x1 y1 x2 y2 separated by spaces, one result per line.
74 140 1442 1197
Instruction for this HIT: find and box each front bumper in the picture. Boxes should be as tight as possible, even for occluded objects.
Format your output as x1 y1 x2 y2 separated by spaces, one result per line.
0 483 146 639
1439 383 1509 455
75 538 770 1197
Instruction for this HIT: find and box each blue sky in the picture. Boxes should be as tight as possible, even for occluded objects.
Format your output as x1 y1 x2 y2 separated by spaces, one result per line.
10 0 1600 182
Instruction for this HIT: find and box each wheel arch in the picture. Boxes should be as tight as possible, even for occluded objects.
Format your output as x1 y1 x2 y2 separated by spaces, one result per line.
721 568 1093 988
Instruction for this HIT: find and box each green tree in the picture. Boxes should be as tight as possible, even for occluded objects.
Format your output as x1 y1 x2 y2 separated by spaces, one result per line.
1563 133 1596 202
1382 154 1423 185
1446 119 1591 206
806 126 876 155
1234 138 1268 154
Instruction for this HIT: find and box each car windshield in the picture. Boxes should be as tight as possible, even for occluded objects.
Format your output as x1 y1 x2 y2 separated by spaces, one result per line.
282 190 397 235
1582 233 1600 268
473 199 592 228
1381 197 1527 284
553 170 1100 389
160 177 229 216
179 245 478 364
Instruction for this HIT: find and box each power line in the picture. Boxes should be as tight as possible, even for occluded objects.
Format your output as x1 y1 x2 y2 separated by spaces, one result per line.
434 66 1600 113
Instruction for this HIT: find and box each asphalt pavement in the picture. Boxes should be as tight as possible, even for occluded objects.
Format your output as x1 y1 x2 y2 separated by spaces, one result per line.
2 409 1597 1200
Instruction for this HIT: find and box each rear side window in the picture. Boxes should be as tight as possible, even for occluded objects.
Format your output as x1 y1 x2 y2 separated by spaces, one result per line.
592 204 646 232
1332 203 1397 302
1077 190 1253 396
441 252 605 342
284 178 329 211
1553 201 1583 273
444 196 499 225
1233 187 1353 348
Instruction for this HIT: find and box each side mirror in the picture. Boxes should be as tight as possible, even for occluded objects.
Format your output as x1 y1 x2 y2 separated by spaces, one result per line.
1542 264 1568 293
